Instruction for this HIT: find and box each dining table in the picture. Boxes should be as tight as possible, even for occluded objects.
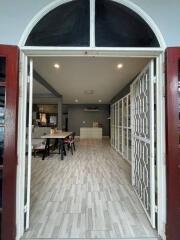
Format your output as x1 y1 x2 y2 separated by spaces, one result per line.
41 131 73 160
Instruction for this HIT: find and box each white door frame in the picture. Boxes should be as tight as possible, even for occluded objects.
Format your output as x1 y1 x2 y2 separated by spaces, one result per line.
16 47 166 240
25 59 34 230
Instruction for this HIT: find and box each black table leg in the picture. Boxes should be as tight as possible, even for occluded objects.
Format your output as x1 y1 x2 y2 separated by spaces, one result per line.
63 144 66 156
59 138 65 160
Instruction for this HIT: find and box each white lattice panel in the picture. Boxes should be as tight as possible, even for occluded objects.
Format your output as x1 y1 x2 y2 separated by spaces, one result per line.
131 61 155 227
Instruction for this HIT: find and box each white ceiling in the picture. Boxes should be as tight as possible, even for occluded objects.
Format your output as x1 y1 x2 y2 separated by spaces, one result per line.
33 57 150 104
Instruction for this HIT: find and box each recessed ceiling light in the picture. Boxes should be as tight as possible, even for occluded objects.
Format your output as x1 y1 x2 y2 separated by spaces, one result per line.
75 99 79 103
54 63 60 69
117 63 123 69
98 99 102 103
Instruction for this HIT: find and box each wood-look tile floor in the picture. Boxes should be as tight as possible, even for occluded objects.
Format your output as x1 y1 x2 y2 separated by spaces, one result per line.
22 139 159 240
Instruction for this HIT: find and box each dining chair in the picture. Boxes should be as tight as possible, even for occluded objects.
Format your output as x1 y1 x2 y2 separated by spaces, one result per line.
64 132 76 155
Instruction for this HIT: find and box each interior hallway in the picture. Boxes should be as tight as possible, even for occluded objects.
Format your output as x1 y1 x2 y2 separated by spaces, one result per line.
22 139 158 240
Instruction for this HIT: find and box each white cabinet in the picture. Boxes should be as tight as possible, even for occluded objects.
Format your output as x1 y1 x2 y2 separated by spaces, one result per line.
80 127 102 139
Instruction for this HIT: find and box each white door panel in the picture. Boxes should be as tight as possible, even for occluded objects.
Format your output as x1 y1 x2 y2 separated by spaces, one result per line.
25 59 33 230
131 60 155 228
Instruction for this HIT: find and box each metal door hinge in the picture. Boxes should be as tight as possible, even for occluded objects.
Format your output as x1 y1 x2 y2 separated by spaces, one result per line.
27 75 30 83
163 87 165 98
154 76 157 84
24 205 27 213
19 85 22 98
162 61 165 73
164 152 166 165
164 222 167 236
19 61 22 73
155 205 158 212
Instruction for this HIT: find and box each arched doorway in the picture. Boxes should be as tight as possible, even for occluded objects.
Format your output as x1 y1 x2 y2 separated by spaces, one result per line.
16 1 166 240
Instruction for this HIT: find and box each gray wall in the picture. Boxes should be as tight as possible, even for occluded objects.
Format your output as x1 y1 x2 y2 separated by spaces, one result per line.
0 0 180 46
64 104 110 136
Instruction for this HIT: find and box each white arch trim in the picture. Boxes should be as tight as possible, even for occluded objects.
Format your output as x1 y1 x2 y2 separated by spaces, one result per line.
19 0 166 49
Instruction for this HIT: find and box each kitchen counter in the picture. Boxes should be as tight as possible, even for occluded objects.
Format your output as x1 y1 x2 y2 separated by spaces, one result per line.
80 127 102 139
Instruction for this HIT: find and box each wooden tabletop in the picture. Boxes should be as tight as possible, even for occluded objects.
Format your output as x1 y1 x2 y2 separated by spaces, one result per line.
41 131 72 139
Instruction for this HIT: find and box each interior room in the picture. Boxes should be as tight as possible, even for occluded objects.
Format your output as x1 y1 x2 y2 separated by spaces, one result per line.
23 56 159 239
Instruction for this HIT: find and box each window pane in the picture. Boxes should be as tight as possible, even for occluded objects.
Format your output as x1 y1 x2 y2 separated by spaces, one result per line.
0 170 2 208
0 87 5 125
178 60 180 144
0 127 4 165
0 57 6 82
128 129 131 161
128 95 131 127
26 0 90 47
95 0 160 47
123 97 127 127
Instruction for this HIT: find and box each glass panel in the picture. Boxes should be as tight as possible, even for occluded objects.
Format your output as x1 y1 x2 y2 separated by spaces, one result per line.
128 95 131 127
123 98 127 127
0 128 4 165
115 103 118 126
26 0 90 47
0 57 6 82
123 129 128 158
112 127 114 146
0 209 1 235
0 170 2 208
178 60 180 144
95 0 159 47
119 127 122 153
119 101 122 126
128 129 131 161
0 87 5 124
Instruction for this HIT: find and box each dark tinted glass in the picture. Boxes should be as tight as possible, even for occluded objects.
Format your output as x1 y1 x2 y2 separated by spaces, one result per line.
0 88 5 125
26 0 90 46
95 0 160 47
0 171 2 207
0 57 6 82
0 127 4 165
178 60 180 126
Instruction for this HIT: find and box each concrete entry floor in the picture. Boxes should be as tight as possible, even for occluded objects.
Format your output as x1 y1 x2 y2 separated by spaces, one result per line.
22 139 158 239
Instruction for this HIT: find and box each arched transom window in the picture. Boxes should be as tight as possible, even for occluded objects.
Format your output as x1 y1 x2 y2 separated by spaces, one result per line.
25 0 160 47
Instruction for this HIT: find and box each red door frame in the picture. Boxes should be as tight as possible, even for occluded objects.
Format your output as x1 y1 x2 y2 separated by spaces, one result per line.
0 45 180 240
165 47 180 240
0 45 19 240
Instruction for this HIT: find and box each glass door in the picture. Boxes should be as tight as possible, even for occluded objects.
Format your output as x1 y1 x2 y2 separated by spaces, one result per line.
0 45 19 240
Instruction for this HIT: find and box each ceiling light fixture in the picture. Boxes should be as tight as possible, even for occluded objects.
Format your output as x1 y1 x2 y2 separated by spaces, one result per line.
117 63 123 69
54 63 60 69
